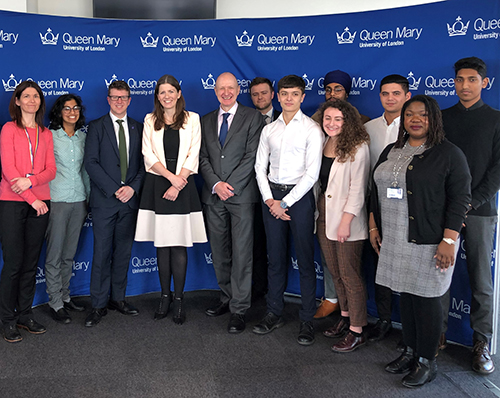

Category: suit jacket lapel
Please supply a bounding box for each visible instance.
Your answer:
[127,119,138,158]
[209,110,221,150]
[224,106,244,147]
[104,115,120,159]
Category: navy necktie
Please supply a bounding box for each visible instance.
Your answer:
[219,112,230,147]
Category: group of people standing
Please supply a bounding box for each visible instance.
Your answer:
[0,55,497,389]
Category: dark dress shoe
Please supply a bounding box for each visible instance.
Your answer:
[402,357,437,388]
[323,316,349,338]
[154,293,172,320]
[368,319,392,342]
[228,313,246,334]
[172,295,186,325]
[51,308,72,324]
[3,325,22,343]
[205,301,229,317]
[297,321,315,346]
[472,340,495,374]
[331,331,366,353]
[253,312,284,335]
[108,300,139,316]
[17,318,46,334]
[85,308,107,327]
[385,346,414,374]
[64,300,85,312]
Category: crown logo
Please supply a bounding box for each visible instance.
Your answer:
[447,16,469,37]
[336,27,356,44]
[104,74,118,88]
[302,74,314,91]
[235,30,254,47]
[201,73,216,90]
[204,252,213,264]
[407,72,421,90]
[39,28,59,45]
[2,74,21,92]
[140,32,159,48]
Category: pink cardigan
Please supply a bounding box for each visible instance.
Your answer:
[0,121,57,204]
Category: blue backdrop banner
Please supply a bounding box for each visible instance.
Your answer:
[0,0,498,347]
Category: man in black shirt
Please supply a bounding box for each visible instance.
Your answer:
[442,56,500,375]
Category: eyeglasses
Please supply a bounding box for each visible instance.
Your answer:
[108,95,130,101]
[62,106,82,113]
[325,86,346,94]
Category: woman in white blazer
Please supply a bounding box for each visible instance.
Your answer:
[316,99,370,353]
[135,74,207,324]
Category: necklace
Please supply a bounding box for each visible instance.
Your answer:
[391,141,425,187]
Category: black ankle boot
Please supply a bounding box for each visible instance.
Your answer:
[402,357,437,388]
[154,293,171,320]
[385,346,414,374]
[172,294,185,325]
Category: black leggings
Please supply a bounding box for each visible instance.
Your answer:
[400,292,443,360]
[157,247,187,298]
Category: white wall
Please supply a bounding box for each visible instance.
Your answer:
[1,0,444,19]
[0,0,26,12]
[0,0,92,17]
[216,0,444,18]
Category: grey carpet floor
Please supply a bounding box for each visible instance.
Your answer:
[0,290,499,398]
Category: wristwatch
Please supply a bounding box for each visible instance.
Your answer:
[442,237,456,245]
[280,200,288,209]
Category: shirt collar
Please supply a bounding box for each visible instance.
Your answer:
[456,98,484,111]
[109,112,128,124]
[264,108,274,119]
[382,114,400,127]
[278,109,303,124]
[53,127,82,138]
[218,102,238,117]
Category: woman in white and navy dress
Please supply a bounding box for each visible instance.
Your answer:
[135,75,207,324]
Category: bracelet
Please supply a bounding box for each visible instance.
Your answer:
[369,227,378,233]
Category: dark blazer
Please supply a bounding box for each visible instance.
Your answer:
[199,103,265,205]
[84,114,145,209]
[370,139,471,244]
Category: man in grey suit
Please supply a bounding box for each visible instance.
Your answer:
[200,72,265,334]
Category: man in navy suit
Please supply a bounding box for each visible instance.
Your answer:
[200,72,265,333]
[84,80,145,327]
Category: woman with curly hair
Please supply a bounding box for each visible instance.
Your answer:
[316,99,371,353]
[45,94,90,324]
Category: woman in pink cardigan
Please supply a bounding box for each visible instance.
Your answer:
[0,81,56,343]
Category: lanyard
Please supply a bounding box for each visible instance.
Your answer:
[24,125,39,173]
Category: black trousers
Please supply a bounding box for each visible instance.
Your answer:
[263,189,316,322]
[90,204,138,308]
[400,292,442,360]
[0,201,50,326]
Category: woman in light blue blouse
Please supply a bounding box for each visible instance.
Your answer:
[45,94,90,324]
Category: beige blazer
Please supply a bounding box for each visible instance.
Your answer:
[323,141,370,241]
[142,111,201,175]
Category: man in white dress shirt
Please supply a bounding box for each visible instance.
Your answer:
[365,74,410,342]
[253,75,324,345]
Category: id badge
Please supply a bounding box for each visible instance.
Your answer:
[387,187,403,199]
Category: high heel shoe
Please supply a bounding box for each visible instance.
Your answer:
[172,294,185,325]
[153,293,171,320]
